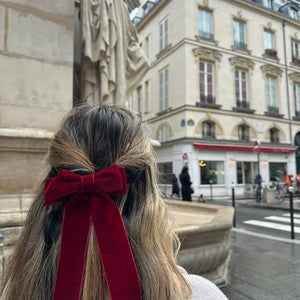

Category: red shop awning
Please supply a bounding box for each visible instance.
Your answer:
[194,143,297,153]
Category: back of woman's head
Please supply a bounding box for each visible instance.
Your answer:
[1,105,191,300]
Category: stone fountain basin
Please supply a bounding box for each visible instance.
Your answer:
[166,200,234,287]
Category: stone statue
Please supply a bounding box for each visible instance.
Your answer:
[81,0,149,105]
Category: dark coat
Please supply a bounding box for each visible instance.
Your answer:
[179,172,192,201]
[171,176,179,195]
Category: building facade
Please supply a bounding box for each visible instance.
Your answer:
[132,0,300,197]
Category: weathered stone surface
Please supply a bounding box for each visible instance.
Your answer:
[7,8,73,63]
[0,212,25,228]
[4,0,74,16]
[167,200,233,287]
[0,54,73,130]
[0,151,46,194]
[1,227,22,247]
[0,6,5,51]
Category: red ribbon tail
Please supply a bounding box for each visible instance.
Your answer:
[52,195,92,300]
[91,193,141,300]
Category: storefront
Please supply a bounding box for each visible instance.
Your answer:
[157,142,297,198]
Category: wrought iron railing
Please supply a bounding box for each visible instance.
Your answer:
[198,31,214,40]
[234,41,247,49]
[200,95,216,104]
[236,100,249,109]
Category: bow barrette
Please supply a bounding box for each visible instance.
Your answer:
[44,164,141,300]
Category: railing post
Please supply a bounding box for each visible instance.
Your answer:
[232,182,236,227]
[289,186,295,240]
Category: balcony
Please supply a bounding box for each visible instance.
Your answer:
[292,56,300,67]
[233,101,255,114]
[198,31,214,40]
[264,106,284,118]
[196,95,222,109]
[264,49,278,60]
[234,41,247,50]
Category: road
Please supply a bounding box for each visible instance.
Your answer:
[210,200,300,240]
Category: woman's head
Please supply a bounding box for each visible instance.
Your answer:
[182,165,189,173]
[1,105,190,300]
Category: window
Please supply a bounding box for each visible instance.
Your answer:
[200,161,225,185]
[158,125,169,142]
[270,128,279,143]
[266,75,277,107]
[159,67,168,111]
[137,86,142,113]
[237,162,258,184]
[199,61,214,103]
[269,162,287,181]
[289,8,299,21]
[294,83,300,115]
[145,36,150,58]
[159,18,169,51]
[233,20,246,49]
[238,125,249,141]
[202,121,215,138]
[145,80,150,113]
[198,8,213,39]
[235,69,248,103]
[264,31,274,50]
[262,0,272,9]
[157,162,173,184]
[292,40,300,60]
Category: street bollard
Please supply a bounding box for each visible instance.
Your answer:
[288,186,295,240]
[231,182,236,227]
[209,180,213,201]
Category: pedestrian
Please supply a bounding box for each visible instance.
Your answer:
[171,173,180,198]
[0,105,227,300]
[180,165,193,201]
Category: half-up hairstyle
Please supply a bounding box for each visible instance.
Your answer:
[0,105,191,299]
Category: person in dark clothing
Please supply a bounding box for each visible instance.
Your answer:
[179,166,193,201]
[171,174,180,198]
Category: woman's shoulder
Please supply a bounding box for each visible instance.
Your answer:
[178,266,229,300]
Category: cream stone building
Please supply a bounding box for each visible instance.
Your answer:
[131,0,300,197]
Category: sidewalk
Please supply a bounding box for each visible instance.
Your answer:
[200,196,300,212]
[221,230,300,300]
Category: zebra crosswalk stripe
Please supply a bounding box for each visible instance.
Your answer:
[264,216,300,224]
[243,220,300,233]
[282,213,300,218]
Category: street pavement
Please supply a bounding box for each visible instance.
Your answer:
[221,230,300,300]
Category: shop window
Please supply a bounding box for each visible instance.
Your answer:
[269,162,287,181]
[202,121,215,138]
[200,161,225,185]
[237,162,258,184]
[158,162,173,184]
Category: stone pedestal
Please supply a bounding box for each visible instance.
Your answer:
[167,200,234,287]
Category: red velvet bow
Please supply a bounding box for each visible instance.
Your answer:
[44,164,141,300]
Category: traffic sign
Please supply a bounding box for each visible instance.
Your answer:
[253,140,260,153]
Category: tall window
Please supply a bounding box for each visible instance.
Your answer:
[235,69,248,103]
[266,75,277,107]
[289,8,300,21]
[270,128,279,143]
[202,121,215,138]
[238,125,249,141]
[159,67,168,111]
[294,83,300,115]
[137,86,142,113]
[264,31,274,49]
[233,20,246,49]
[145,36,150,58]
[198,8,213,39]
[292,40,300,60]
[262,0,272,9]
[199,61,214,103]
[145,80,150,113]
[158,125,169,142]
[159,18,169,51]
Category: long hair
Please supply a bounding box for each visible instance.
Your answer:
[1,105,191,299]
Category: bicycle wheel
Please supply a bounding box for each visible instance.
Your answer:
[277,187,285,204]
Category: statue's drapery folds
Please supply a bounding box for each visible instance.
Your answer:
[81,0,149,105]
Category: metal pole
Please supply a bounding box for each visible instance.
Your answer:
[257,151,260,177]
[232,183,236,227]
[282,20,292,145]
[289,186,295,239]
[210,180,213,201]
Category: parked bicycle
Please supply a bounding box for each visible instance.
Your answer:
[269,176,286,204]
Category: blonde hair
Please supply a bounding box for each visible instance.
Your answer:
[1,105,191,299]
